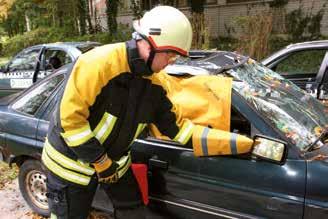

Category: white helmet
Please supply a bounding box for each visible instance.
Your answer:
[133,6,192,57]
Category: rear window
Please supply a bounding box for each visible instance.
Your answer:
[12,74,64,115]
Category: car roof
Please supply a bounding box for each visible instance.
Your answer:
[23,41,101,51]
[43,50,243,80]
[285,40,328,49]
[262,40,328,65]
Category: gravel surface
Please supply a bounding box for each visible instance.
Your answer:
[0,161,112,219]
[0,179,35,219]
[0,179,112,219]
[0,162,165,219]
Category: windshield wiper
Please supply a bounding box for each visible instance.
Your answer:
[306,129,328,152]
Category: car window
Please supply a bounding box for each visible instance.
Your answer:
[42,86,64,120]
[230,107,251,135]
[146,106,252,149]
[275,50,326,76]
[12,74,64,115]
[44,49,72,70]
[8,48,41,71]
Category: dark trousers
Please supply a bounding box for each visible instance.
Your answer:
[46,168,145,219]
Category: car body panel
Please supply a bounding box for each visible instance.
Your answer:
[0,108,38,157]
[132,139,306,219]
[131,91,307,219]
[304,161,328,217]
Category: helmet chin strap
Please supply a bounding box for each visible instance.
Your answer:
[126,38,154,77]
[132,32,156,76]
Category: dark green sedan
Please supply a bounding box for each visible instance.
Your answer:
[0,51,327,219]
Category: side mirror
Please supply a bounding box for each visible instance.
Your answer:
[251,135,287,164]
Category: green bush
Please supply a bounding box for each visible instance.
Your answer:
[268,35,291,54]
[1,24,133,57]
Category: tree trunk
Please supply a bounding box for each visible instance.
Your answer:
[25,14,31,32]
[86,0,94,33]
[190,0,207,49]
[78,0,87,35]
[106,0,119,34]
[191,12,206,49]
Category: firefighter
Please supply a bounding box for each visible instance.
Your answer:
[42,5,254,219]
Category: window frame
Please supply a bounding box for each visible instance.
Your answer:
[143,101,253,151]
[10,73,65,118]
[39,83,65,121]
[271,49,327,78]
[7,47,42,72]
[41,48,73,71]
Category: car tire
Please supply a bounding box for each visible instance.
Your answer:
[18,159,50,217]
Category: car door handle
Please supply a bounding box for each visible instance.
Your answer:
[148,156,168,170]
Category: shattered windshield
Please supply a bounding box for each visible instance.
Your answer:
[228,60,328,150]
[170,53,328,150]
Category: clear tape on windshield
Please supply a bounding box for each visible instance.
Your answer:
[229,59,328,150]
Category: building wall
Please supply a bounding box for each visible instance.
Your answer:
[285,0,328,36]
[94,0,328,38]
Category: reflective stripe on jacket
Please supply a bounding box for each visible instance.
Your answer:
[42,140,132,186]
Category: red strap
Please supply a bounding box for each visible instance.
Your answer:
[131,163,149,205]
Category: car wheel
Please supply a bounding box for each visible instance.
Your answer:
[18,159,49,217]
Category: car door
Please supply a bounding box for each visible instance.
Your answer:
[7,73,65,156]
[34,74,66,149]
[269,49,327,92]
[2,108,39,159]
[132,103,306,219]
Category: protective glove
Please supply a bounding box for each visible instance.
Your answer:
[93,154,119,183]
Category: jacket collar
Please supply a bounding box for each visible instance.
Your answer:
[126,39,153,77]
